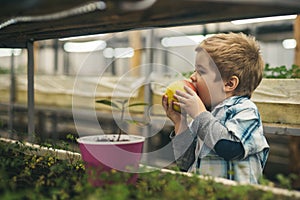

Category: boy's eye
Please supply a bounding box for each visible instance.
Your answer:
[199,69,206,74]
[196,68,206,75]
[195,65,206,75]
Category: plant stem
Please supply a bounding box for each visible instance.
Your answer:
[117,128,122,141]
[117,101,126,141]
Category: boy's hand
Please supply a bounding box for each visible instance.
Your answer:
[174,85,206,119]
[162,94,188,134]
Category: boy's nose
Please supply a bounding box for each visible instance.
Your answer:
[190,72,196,82]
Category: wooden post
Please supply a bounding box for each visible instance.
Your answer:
[141,29,154,164]
[129,31,142,77]
[294,16,300,66]
[127,30,143,139]
[291,15,300,189]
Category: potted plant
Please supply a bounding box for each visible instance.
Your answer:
[77,99,148,186]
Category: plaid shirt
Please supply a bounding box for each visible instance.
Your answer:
[171,96,269,184]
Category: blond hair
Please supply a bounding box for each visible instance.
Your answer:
[197,32,264,98]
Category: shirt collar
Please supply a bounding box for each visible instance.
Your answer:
[212,96,249,111]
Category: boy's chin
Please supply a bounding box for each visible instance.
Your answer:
[205,105,211,112]
[203,101,213,111]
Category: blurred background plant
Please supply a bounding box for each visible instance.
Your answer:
[263,64,300,78]
[181,64,300,80]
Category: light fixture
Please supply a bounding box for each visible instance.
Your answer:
[114,48,134,58]
[0,48,22,57]
[231,15,297,25]
[161,35,208,47]
[59,33,108,41]
[103,48,114,58]
[103,47,134,58]
[63,40,106,53]
[282,39,297,49]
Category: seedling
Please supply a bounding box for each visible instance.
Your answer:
[95,99,148,141]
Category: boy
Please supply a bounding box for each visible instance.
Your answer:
[162,32,269,184]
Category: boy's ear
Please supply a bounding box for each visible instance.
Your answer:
[224,76,239,92]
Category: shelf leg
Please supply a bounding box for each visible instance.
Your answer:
[27,40,35,142]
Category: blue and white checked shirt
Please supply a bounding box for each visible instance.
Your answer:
[171,96,270,184]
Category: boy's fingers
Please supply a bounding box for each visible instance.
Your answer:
[175,90,189,99]
[162,95,168,109]
[184,85,196,95]
[173,101,181,107]
[171,100,179,112]
[162,95,172,114]
[174,94,184,104]
[161,94,166,103]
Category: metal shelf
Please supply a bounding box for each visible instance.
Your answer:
[1,0,300,47]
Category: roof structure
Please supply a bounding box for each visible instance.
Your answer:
[0,0,300,47]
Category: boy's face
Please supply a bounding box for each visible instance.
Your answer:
[190,49,226,109]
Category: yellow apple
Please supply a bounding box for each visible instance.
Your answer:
[164,80,197,112]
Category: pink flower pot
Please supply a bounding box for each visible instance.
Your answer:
[77,134,145,186]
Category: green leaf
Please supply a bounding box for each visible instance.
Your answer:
[127,102,148,108]
[125,119,150,126]
[95,99,120,110]
[116,99,128,105]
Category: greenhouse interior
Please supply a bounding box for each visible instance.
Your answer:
[0,0,300,199]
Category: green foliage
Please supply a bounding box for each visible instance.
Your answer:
[0,140,86,200]
[96,99,121,110]
[263,64,300,78]
[0,140,299,200]
[276,173,299,190]
[182,64,300,79]
[0,65,26,74]
[181,71,194,79]
[96,99,148,111]
[0,67,10,74]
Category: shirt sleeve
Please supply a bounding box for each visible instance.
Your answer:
[214,139,244,161]
[170,129,197,171]
[190,111,240,150]
[224,107,269,158]
[170,111,245,165]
